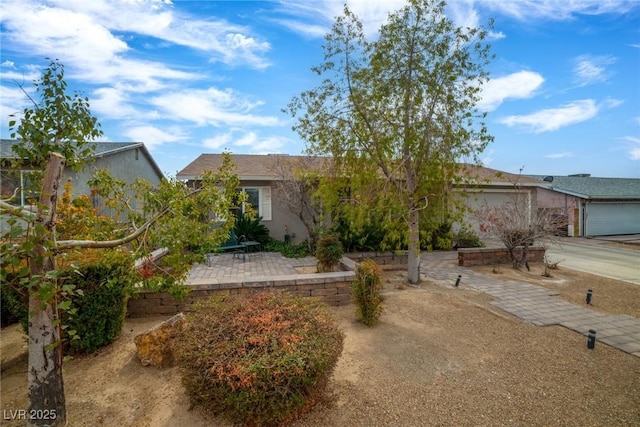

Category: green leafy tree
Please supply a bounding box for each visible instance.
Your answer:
[0,60,238,426]
[287,0,493,284]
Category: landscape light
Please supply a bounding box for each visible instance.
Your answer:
[587,329,597,349]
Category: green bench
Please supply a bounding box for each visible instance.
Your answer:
[207,230,247,265]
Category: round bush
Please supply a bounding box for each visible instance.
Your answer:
[175,290,344,426]
[315,234,343,272]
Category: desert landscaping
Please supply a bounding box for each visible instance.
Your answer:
[2,262,639,427]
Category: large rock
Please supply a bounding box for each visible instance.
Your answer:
[134,313,184,368]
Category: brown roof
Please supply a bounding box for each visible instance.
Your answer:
[177,154,330,180]
[458,163,544,186]
[178,154,545,187]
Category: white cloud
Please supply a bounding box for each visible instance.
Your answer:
[602,98,623,108]
[50,0,272,68]
[276,0,406,38]
[150,88,280,127]
[622,136,640,160]
[232,131,286,152]
[573,55,616,86]
[0,0,271,94]
[123,125,186,150]
[545,152,573,159]
[203,133,233,150]
[91,87,142,120]
[477,71,545,111]
[498,99,598,132]
[476,0,639,21]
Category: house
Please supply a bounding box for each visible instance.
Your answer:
[1,140,164,214]
[456,164,547,232]
[178,153,330,242]
[531,174,640,237]
[177,153,547,242]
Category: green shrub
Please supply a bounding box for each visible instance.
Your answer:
[0,277,28,329]
[234,214,270,244]
[351,259,384,326]
[263,239,310,258]
[420,222,453,251]
[0,260,134,354]
[176,290,344,426]
[454,227,484,249]
[315,234,344,272]
[64,261,135,354]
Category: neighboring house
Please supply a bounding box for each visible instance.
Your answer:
[457,164,546,233]
[531,174,640,237]
[177,153,546,242]
[1,140,164,215]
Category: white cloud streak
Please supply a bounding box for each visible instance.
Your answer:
[545,152,573,159]
[149,88,280,127]
[123,125,186,150]
[573,55,616,86]
[622,136,640,160]
[475,0,639,21]
[477,71,545,112]
[498,99,598,132]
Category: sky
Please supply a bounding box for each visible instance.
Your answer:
[1,0,639,178]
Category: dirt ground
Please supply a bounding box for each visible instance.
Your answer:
[2,266,639,427]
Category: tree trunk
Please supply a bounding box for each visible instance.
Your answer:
[407,208,421,285]
[28,153,67,427]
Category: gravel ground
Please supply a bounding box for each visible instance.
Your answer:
[2,268,639,427]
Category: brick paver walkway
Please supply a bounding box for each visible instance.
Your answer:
[420,251,640,358]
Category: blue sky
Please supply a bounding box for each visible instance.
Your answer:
[1,0,639,178]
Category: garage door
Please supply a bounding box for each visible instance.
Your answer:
[585,202,640,236]
[463,190,526,232]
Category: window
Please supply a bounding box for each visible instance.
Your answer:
[0,169,39,207]
[237,186,271,220]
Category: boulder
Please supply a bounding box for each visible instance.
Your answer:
[134,313,184,368]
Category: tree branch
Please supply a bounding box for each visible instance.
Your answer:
[0,199,36,219]
[55,187,204,251]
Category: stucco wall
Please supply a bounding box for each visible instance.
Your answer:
[456,187,538,232]
[535,187,581,236]
[239,179,311,243]
[64,148,162,197]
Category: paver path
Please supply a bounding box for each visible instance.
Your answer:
[420,251,640,358]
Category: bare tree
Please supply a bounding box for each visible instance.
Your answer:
[474,182,567,270]
[269,155,325,251]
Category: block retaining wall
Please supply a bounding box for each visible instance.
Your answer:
[127,261,356,318]
[457,246,546,267]
[346,251,408,269]
[127,253,410,318]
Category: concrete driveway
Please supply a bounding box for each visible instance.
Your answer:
[546,238,640,285]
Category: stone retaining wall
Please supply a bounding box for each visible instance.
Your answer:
[127,253,410,318]
[347,251,408,269]
[127,268,355,318]
[457,246,546,267]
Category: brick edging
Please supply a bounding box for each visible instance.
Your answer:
[457,246,546,266]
